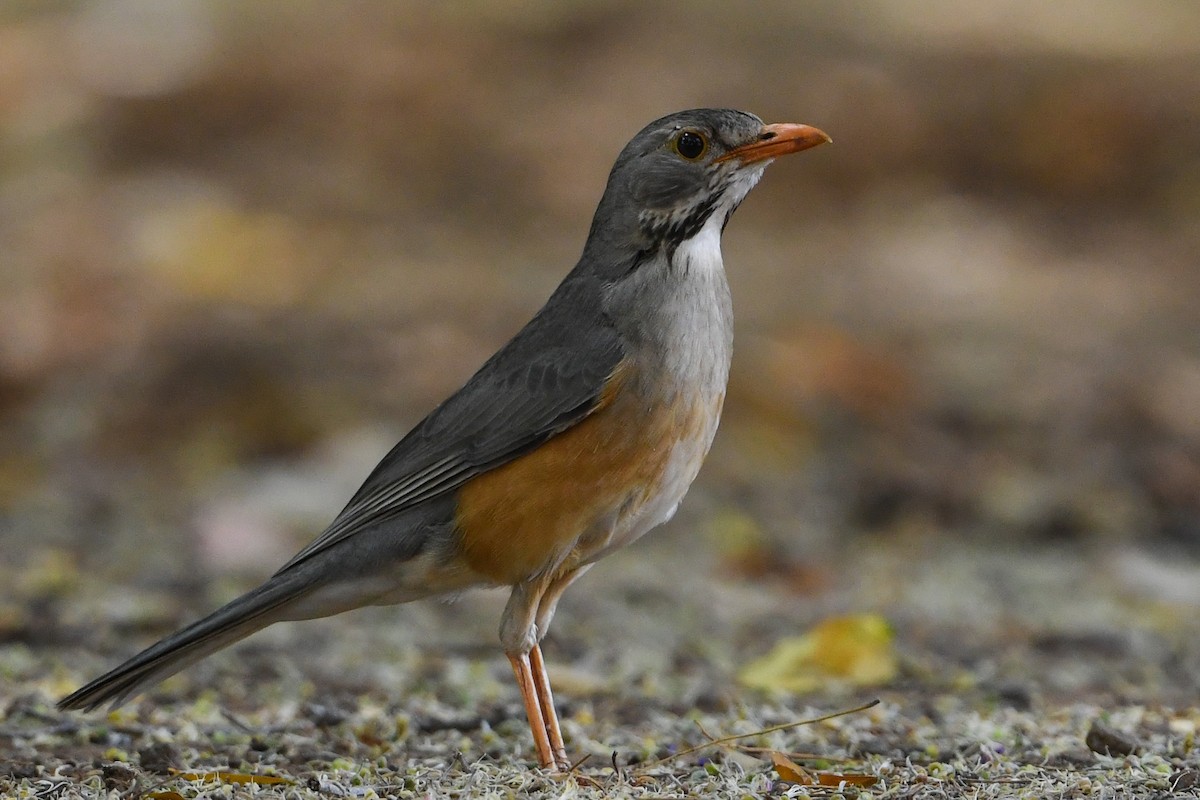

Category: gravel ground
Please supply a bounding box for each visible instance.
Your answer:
[5,524,1200,798]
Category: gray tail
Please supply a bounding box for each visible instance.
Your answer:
[58,569,313,712]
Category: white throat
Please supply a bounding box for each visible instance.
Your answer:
[674,163,765,275]
[674,211,724,278]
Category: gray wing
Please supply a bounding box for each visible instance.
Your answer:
[278,275,625,572]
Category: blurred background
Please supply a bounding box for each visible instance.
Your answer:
[2,1,1199,706]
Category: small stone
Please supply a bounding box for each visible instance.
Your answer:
[1085,721,1138,756]
[303,701,351,727]
[5,763,38,780]
[991,681,1033,710]
[1171,770,1200,792]
[101,762,137,791]
[1045,747,1094,767]
[137,741,178,773]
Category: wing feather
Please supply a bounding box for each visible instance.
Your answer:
[278,275,624,572]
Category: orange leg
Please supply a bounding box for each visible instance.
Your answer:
[529,642,569,769]
[507,652,555,768]
[501,567,588,769]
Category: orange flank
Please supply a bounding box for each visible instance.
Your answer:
[455,362,716,584]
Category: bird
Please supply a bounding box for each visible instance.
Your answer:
[58,108,830,769]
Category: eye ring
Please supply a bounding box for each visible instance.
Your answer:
[672,129,708,161]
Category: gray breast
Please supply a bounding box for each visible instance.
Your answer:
[589,213,734,556]
[613,212,733,398]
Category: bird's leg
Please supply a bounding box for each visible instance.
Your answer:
[507,651,555,768]
[501,580,562,768]
[529,564,591,770]
[528,642,568,769]
[503,568,590,770]
[533,564,591,639]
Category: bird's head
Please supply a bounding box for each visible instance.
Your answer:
[583,108,830,269]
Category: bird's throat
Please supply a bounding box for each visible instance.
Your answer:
[672,210,726,277]
[640,164,766,263]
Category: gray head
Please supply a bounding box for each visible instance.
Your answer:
[581,108,830,271]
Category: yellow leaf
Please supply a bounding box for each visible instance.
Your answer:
[738,614,896,693]
[141,201,308,307]
[169,770,290,785]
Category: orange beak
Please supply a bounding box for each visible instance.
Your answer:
[717,123,831,164]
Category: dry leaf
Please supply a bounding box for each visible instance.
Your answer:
[771,751,815,784]
[738,614,896,692]
[815,771,879,787]
[771,751,877,788]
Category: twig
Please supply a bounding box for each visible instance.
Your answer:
[636,698,880,770]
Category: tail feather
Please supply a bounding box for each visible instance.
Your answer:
[58,570,314,711]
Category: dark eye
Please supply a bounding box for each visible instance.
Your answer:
[673,130,708,160]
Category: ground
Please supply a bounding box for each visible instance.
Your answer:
[6,526,1200,797]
